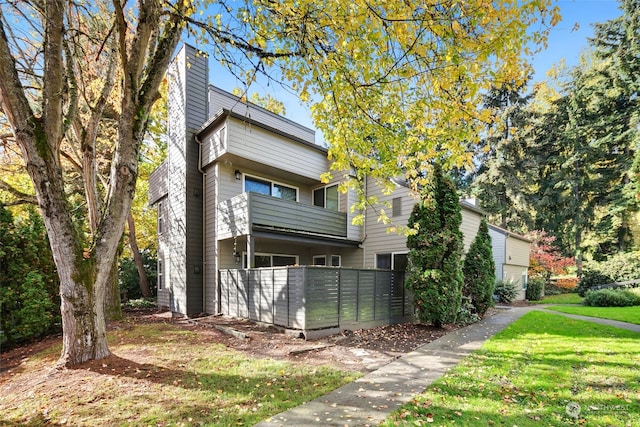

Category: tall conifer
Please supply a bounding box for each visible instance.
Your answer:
[406,164,463,327]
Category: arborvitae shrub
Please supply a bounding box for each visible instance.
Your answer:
[406,163,463,327]
[462,218,496,316]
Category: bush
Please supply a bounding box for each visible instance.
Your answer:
[494,279,519,304]
[555,277,578,290]
[462,218,496,316]
[579,251,640,296]
[577,270,613,296]
[0,205,60,348]
[525,278,545,301]
[455,297,481,326]
[584,288,640,307]
[406,163,463,327]
[123,298,157,309]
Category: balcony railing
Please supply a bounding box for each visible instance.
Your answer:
[217,192,347,239]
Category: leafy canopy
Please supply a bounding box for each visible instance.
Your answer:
[212,0,559,201]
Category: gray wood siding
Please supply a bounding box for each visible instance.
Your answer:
[223,117,328,181]
[204,166,219,314]
[217,193,250,239]
[200,121,228,167]
[148,161,168,205]
[208,86,316,144]
[165,45,207,315]
[250,193,347,237]
[362,181,415,268]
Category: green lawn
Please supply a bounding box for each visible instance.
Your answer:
[534,293,584,304]
[0,322,360,426]
[382,311,640,427]
[546,305,640,325]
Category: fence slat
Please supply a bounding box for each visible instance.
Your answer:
[217,266,414,333]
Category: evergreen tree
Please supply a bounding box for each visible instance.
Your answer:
[0,205,59,347]
[471,80,533,232]
[588,0,640,253]
[406,163,464,327]
[462,218,496,316]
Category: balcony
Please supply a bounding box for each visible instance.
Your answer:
[217,192,347,240]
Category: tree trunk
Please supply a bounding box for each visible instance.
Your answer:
[127,212,151,298]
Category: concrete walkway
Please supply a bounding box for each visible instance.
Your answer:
[254,307,535,427]
[254,306,640,427]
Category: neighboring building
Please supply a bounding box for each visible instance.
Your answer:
[149,45,529,328]
[488,224,532,300]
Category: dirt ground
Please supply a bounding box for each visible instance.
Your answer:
[188,313,459,372]
[1,308,462,377]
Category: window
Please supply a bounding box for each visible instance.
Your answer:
[313,255,326,266]
[313,255,340,266]
[157,202,165,234]
[393,253,408,272]
[157,259,163,290]
[392,197,402,217]
[376,253,392,269]
[213,126,226,148]
[313,184,339,211]
[245,252,299,268]
[376,252,407,271]
[244,175,297,201]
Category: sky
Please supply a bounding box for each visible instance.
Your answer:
[199,0,627,141]
[533,0,624,81]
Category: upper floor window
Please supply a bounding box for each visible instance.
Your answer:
[158,201,165,234]
[313,184,339,211]
[392,197,402,217]
[244,175,297,201]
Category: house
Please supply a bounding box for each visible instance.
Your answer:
[148,45,528,334]
[488,224,532,300]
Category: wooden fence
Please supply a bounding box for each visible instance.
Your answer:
[218,266,414,338]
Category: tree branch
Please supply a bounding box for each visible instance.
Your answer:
[0,179,37,205]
